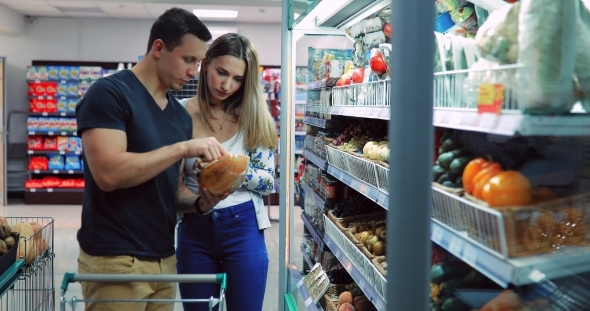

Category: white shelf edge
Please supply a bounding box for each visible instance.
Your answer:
[301,213,326,251]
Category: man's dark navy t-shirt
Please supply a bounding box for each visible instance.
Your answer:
[75,70,192,259]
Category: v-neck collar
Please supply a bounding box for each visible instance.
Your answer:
[127,70,171,112]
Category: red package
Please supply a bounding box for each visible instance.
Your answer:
[43,137,57,150]
[24,179,44,189]
[41,177,62,188]
[75,179,85,188]
[45,99,57,113]
[31,99,46,113]
[59,179,76,188]
[28,136,43,150]
[33,83,47,97]
[28,157,48,170]
[45,82,57,97]
[27,83,35,97]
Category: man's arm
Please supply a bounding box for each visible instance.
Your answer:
[82,129,225,192]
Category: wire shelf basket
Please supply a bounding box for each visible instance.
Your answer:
[332,80,391,107]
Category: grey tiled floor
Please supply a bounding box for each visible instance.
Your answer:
[0,203,303,311]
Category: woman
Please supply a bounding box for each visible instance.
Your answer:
[176,33,277,311]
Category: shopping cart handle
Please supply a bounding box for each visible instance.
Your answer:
[61,273,227,291]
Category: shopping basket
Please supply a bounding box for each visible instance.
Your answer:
[59,272,227,311]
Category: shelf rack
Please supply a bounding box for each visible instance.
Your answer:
[287,263,324,311]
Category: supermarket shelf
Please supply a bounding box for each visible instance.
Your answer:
[0,260,24,298]
[324,233,387,311]
[296,100,307,105]
[27,150,82,155]
[326,165,388,210]
[308,80,327,89]
[296,150,304,155]
[28,95,78,100]
[300,244,315,269]
[301,181,326,213]
[303,117,327,128]
[329,106,390,120]
[433,109,590,137]
[29,112,75,117]
[301,213,326,251]
[287,263,323,311]
[295,131,307,136]
[303,150,327,170]
[29,169,83,174]
[28,131,77,136]
[431,220,590,287]
[26,188,83,193]
[24,188,84,204]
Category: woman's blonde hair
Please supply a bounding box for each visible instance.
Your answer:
[197,33,278,150]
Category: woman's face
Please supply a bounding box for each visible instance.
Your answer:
[205,55,246,104]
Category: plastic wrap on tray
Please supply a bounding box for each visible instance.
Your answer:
[475,3,520,64]
[518,0,578,114]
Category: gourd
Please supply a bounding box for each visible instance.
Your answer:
[11,222,36,264]
[197,154,250,196]
[482,170,531,207]
[29,222,43,243]
[378,145,389,162]
[471,163,503,199]
[362,141,377,157]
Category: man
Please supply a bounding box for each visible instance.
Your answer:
[75,8,223,311]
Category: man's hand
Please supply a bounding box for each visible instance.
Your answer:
[182,137,227,164]
[197,188,230,213]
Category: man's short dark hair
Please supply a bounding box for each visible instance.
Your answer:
[147,8,212,53]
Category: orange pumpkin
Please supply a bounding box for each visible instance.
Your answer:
[472,163,503,199]
[197,154,249,196]
[481,170,531,207]
[462,158,488,194]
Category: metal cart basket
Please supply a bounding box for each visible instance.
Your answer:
[60,272,227,311]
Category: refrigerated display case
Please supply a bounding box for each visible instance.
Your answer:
[279,0,590,310]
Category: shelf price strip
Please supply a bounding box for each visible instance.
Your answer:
[287,264,321,311]
[430,221,513,288]
[329,106,390,120]
[303,150,327,170]
[301,181,326,213]
[300,244,315,268]
[327,165,388,209]
[324,234,387,311]
[301,213,326,251]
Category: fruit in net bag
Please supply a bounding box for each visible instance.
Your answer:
[197,154,249,196]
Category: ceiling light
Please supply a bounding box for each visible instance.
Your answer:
[193,9,238,18]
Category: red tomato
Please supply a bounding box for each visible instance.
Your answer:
[370,51,387,75]
[384,23,391,37]
[336,74,352,86]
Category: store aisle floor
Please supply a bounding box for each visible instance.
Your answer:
[0,203,303,311]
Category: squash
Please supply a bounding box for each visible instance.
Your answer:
[11,222,36,264]
[197,154,250,196]
[368,145,381,160]
[481,171,531,207]
[29,222,43,243]
[378,146,389,162]
[363,141,377,157]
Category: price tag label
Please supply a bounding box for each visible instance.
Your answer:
[449,113,463,125]
[75,151,81,155]
[47,188,54,192]
[334,248,341,258]
[59,151,65,155]
[30,188,36,193]
[34,170,40,173]
[68,170,74,174]
[463,245,478,266]
[60,112,66,116]
[52,170,59,174]
[48,131,54,135]
[28,131,34,135]
[431,226,443,244]
[297,279,304,288]
[47,96,53,100]
[357,279,366,290]
[434,112,444,124]
[304,297,313,307]
[28,150,33,154]
[42,112,48,116]
[449,237,463,255]
[479,113,498,130]
[61,132,67,136]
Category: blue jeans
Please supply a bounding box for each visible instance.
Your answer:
[176,200,269,311]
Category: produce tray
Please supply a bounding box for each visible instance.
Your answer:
[432,187,590,259]
[6,217,54,269]
[324,214,387,302]
[432,181,464,196]
[372,256,387,277]
[0,233,19,276]
[331,80,391,107]
[326,146,385,191]
[321,294,339,311]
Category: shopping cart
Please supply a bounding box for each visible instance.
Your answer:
[59,272,227,311]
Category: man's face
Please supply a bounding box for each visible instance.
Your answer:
[156,34,208,91]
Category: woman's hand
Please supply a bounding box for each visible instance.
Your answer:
[197,187,230,213]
